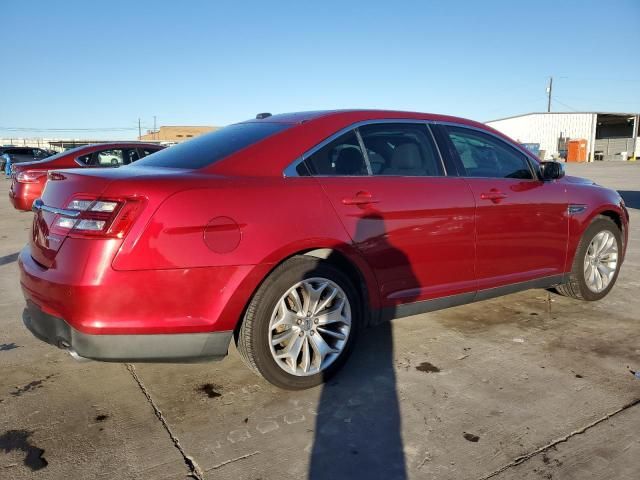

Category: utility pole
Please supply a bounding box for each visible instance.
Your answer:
[153,116,157,140]
[138,118,141,140]
[546,76,553,112]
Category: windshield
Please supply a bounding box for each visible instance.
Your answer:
[133,122,291,169]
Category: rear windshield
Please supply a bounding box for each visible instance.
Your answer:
[133,122,291,169]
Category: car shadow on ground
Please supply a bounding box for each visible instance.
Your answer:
[618,191,640,210]
[308,211,418,480]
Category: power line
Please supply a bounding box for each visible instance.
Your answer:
[0,126,141,132]
[551,96,580,112]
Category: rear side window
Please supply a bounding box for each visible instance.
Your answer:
[134,122,290,169]
[445,126,533,180]
[138,147,160,158]
[303,131,368,176]
[97,149,124,166]
[359,123,443,176]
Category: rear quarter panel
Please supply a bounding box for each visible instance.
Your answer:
[111,175,382,310]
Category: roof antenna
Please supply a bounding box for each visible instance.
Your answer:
[256,112,272,119]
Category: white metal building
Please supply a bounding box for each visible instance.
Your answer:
[486,112,639,161]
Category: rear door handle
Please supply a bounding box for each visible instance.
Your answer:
[342,191,379,206]
[480,190,507,203]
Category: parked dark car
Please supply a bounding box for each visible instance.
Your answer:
[9,142,165,211]
[1,146,53,171]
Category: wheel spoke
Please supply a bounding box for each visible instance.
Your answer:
[317,326,346,341]
[271,328,297,346]
[597,264,613,286]
[308,331,338,366]
[287,288,303,313]
[315,285,338,315]
[594,268,603,291]
[276,333,304,370]
[316,298,347,326]
[271,299,299,330]
[302,281,328,316]
[588,264,597,286]
[301,338,311,373]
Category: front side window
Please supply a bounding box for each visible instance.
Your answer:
[304,131,368,176]
[445,126,533,180]
[359,123,443,176]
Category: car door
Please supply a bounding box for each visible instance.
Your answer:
[302,123,476,309]
[439,124,568,290]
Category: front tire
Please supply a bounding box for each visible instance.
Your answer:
[236,256,361,390]
[556,215,622,301]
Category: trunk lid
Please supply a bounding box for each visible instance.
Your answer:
[30,166,193,268]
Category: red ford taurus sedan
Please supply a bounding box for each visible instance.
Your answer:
[9,142,164,211]
[19,110,628,389]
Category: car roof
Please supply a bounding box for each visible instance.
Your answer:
[78,142,163,148]
[213,109,496,177]
[244,109,487,128]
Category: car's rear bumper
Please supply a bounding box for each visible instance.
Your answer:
[18,244,264,335]
[9,181,39,211]
[23,300,233,362]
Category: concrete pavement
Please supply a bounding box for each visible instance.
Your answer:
[1,162,638,479]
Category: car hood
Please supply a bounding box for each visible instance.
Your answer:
[563,175,598,186]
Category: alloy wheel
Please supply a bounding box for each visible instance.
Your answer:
[583,230,618,293]
[268,277,351,376]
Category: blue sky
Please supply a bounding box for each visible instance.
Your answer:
[1,0,639,139]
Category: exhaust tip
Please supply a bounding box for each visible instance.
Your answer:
[58,340,92,362]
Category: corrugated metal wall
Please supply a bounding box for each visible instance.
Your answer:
[487,113,595,160]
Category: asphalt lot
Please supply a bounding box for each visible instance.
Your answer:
[0,162,638,480]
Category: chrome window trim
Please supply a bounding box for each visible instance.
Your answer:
[354,128,373,175]
[283,118,449,178]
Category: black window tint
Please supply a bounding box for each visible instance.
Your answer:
[134,122,290,169]
[124,149,140,165]
[359,123,443,177]
[77,152,95,166]
[446,126,533,180]
[138,147,160,158]
[304,131,368,176]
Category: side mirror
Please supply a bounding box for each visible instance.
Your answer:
[540,161,565,181]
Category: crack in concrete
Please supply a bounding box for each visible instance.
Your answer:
[125,364,205,480]
[477,398,640,480]
[206,451,260,471]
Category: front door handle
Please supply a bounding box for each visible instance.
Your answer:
[342,191,379,206]
[480,190,507,203]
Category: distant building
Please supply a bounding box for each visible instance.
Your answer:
[138,126,217,143]
[486,112,639,162]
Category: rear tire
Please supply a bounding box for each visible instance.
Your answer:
[236,256,361,390]
[556,215,622,301]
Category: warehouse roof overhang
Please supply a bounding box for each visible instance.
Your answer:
[487,112,639,123]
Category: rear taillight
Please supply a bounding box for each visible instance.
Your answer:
[51,196,145,238]
[16,170,47,183]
